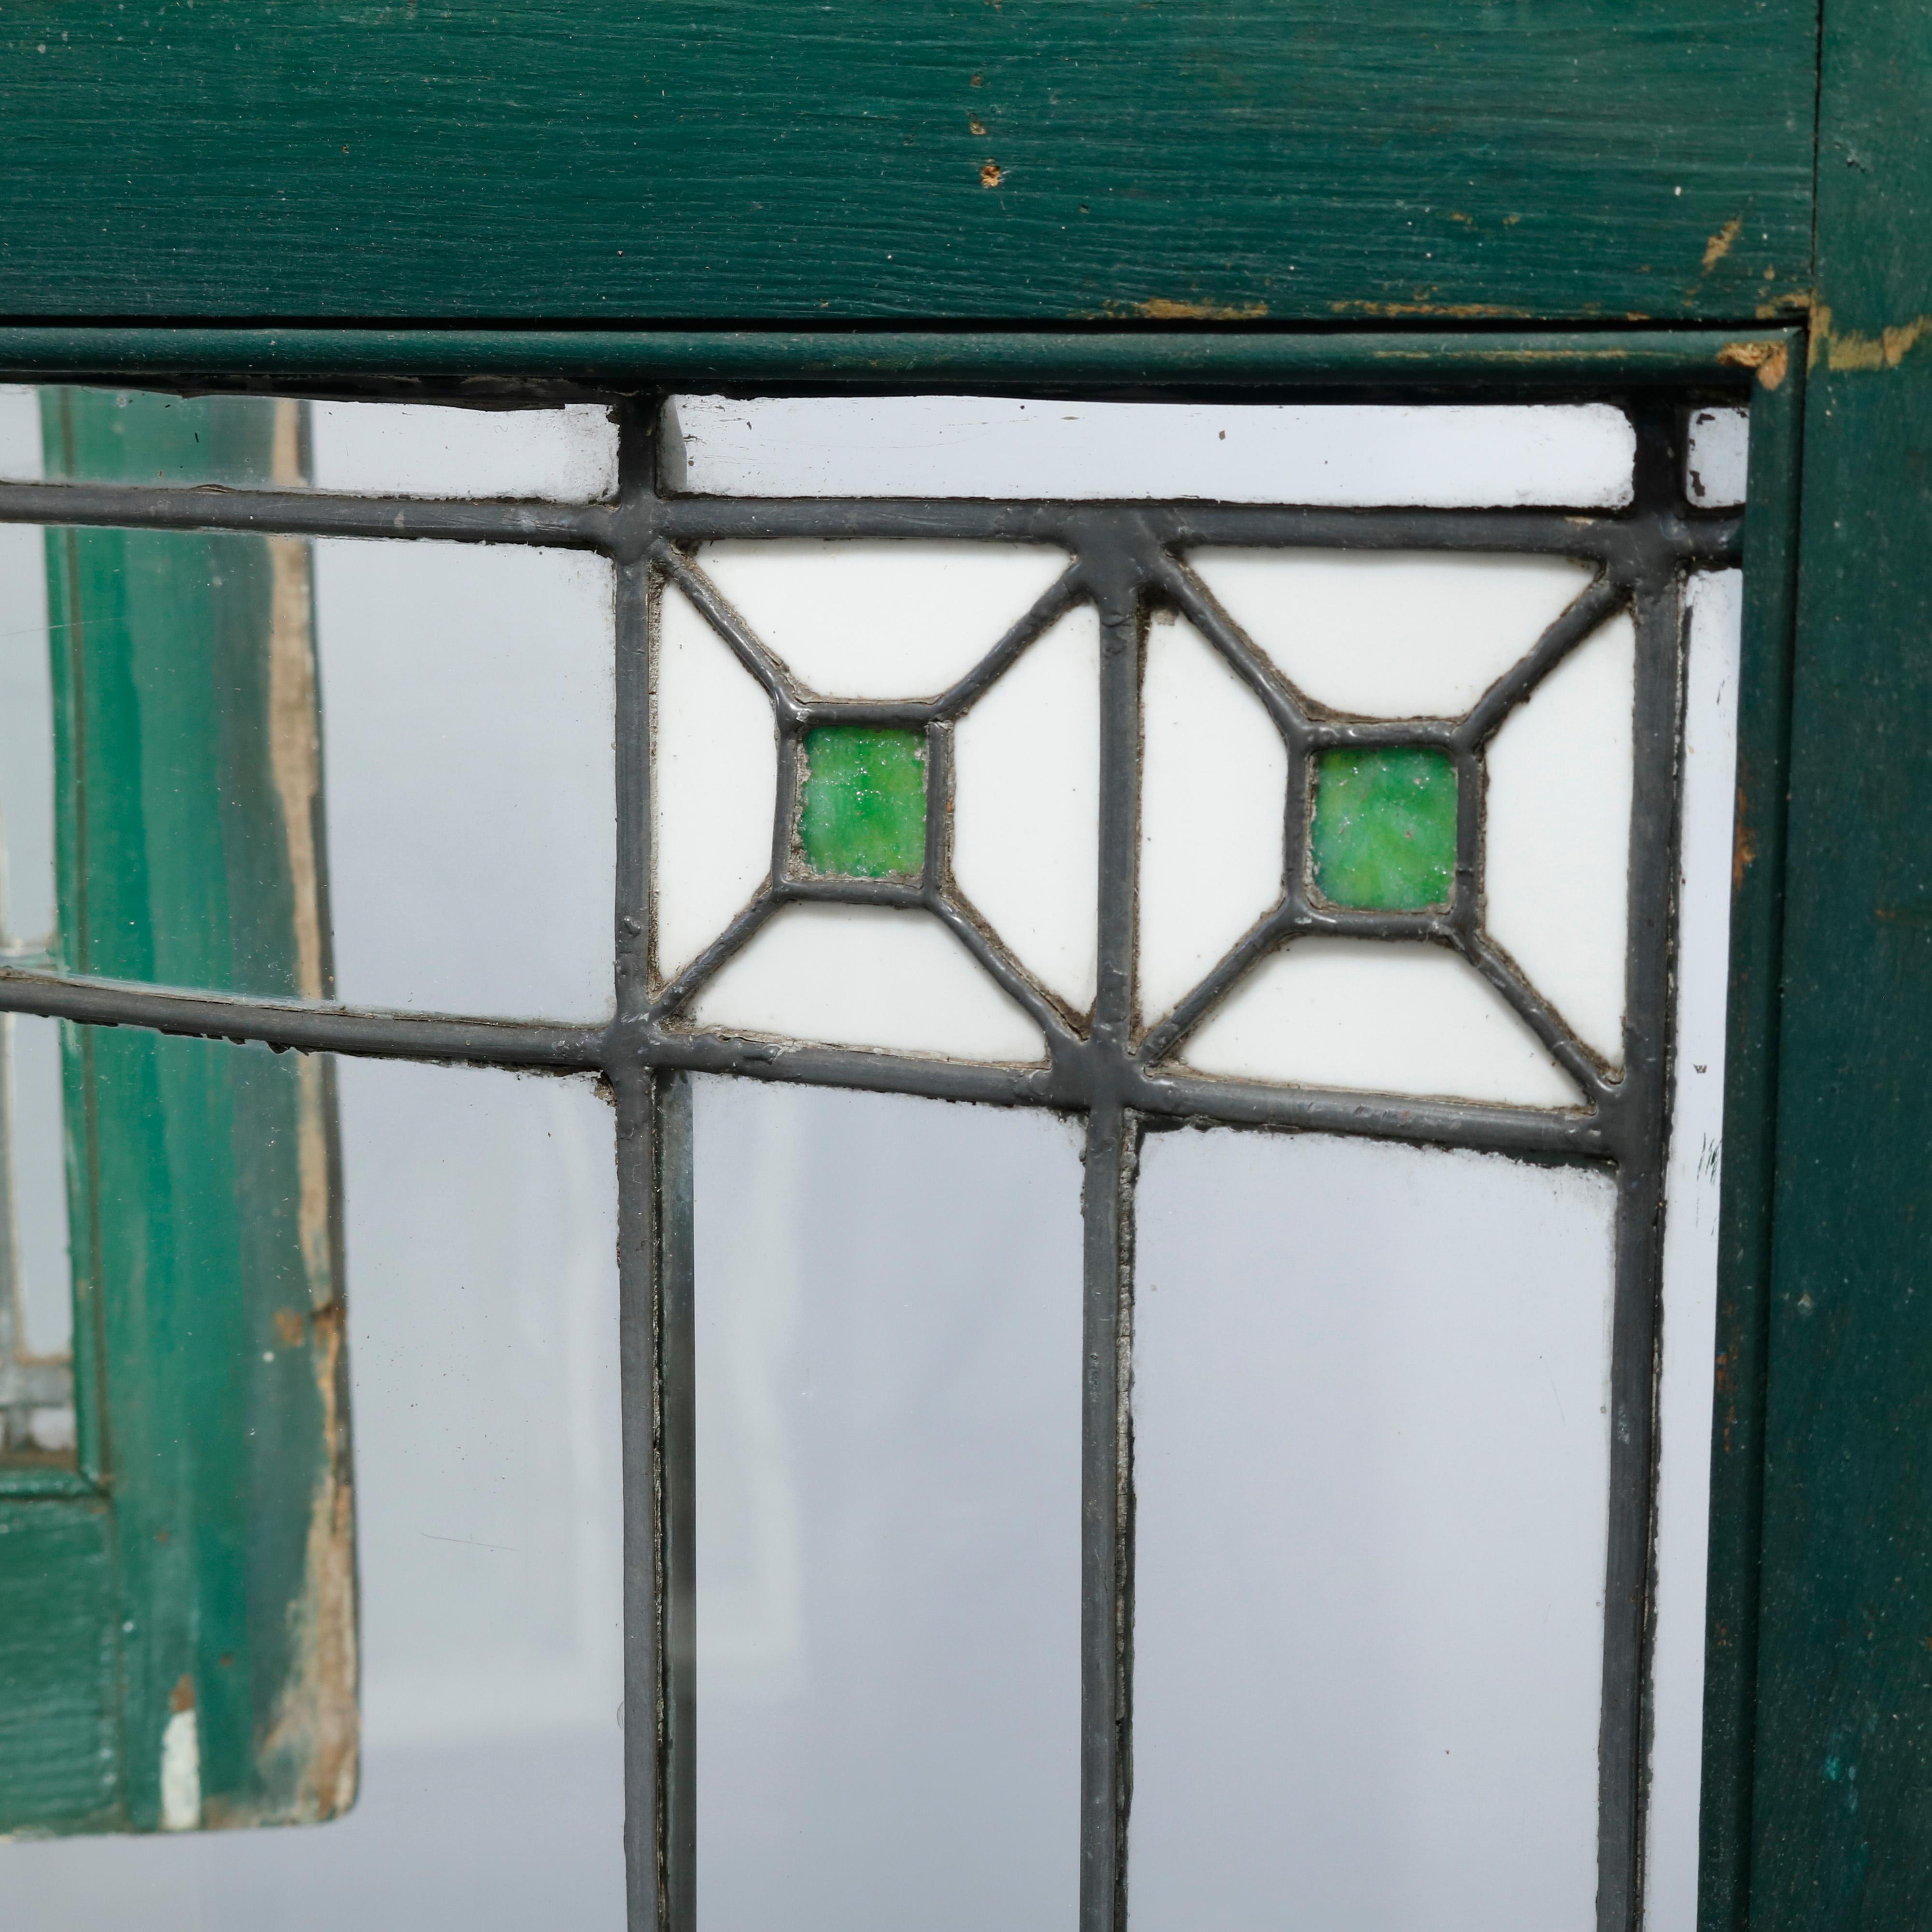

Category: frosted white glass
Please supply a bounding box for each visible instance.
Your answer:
[952,605,1101,1011]
[688,540,1067,700]
[1,1061,626,1928]
[1133,1129,1615,1932]
[1483,614,1637,1065]
[1183,938,1581,1108]
[1686,407,1750,508]
[7,1014,71,1359]
[1138,612,1286,1027]
[0,518,57,947]
[1187,549,1597,719]
[307,401,619,502]
[690,905,1043,1063]
[1646,571,1743,1932]
[671,395,1637,509]
[314,541,615,1019]
[0,388,42,479]
[654,581,777,982]
[694,1078,1082,1932]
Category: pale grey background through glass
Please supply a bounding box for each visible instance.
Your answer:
[693,1077,1084,1932]
[3,1063,627,1930]
[1130,1127,1617,1932]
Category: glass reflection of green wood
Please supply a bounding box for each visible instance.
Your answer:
[0,389,355,1838]
[1311,747,1457,910]
[800,726,927,878]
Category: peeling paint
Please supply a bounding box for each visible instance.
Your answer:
[1809,304,1932,372]
[260,1302,359,1822]
[1717,340,1789,391]
[1136,297,1268,321]
[159,1680,200,1831]
[1329,298,1520,320]
[1702,217,1744,273]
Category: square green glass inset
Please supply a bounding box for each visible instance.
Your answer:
[799,725,928,878]
[1311,746,1457,910]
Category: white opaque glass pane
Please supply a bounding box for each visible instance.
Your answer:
[690,905,1043,1064]
[952,605,1101,1011]
[1183,938,1581,1108]
[1187,549,1598,719]
[1,1060,626,1927]
[1686,408,1750,508]
[310,402,620,501]
[671,396,1636,509]
[688,540,1067,700]
[694,1078,1082,1932]
[1132,1128,1615,1932]
[1483,614,1636,1064]
[1646,570,1743,1932]
[8,1014,71,1359]
[1138,612,1286,1027]
[315,540,615,1019]
[0,387,43,479]
[654,580,776,982]
[0,519,56,947]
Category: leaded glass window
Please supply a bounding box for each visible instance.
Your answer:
[0,379,1758,1932]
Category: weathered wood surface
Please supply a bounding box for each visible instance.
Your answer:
[0,0,1814,323]
[1748,0,1932,1924]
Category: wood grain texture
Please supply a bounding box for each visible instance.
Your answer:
[0,0,1814,324]
[0,1503,120,1832]
[1749,0,1932,1923]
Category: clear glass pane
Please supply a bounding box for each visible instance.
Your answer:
[1686,407,1749,509]
[952,605,1101,1013]
[1137,611,1286,1028]
[693,1077,1081,1932]
[1483,614,1636,1065]
[1182,938,1581,1108]
[315,540,615,1018]
[1131,1127,1615,1930]
[1187,550,1597,719]
[686,540,1068,700]
[670,396,1636,508]
[689,905,1044,1064]
[653,579,776,983]
[0,521,56,950]
[0,1059,627,1925]
[7,1015,71,1359]
[1646,570,1744,1932]
[0,386,619,502]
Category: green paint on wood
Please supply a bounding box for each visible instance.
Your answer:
[1742,4,1932,1924]
[1311,747,1456,909]
[0,2,1814,323]
[0,389,356,1838]
[0,1503,120,1831]
[800,727,928,879]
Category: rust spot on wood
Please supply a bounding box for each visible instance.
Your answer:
[979,159,1003,188]
[273,1308,306,1349]
[1136,297,1268,321]
[968,116,986,135]
[261,1301,359,1821]
[169,1673,196,1716]
[1732,793,1756,892]
[1702,217,1744,273]
[1717,340,1788,390]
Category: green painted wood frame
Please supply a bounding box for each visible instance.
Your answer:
[1,0,1930,1922]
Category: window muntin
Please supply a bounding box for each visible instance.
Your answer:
[0,375,1756,1932]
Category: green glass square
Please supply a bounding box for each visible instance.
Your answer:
[799,725,928,878]
[1311,746,1457,910]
